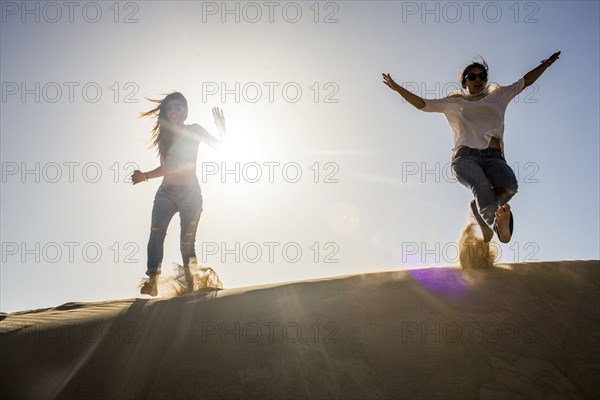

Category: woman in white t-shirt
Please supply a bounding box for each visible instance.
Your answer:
[131,92,226,296]
[382,52,560,243]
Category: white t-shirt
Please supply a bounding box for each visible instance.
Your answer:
[421,78,525,150]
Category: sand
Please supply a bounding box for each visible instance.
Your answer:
[1,260,599,399]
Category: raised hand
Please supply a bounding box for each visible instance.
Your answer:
[212,107,226,134]
[542,51,561,66]
[382,73,401,92]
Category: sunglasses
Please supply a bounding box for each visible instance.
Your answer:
[465,72,488,81]
[164,104,185,112]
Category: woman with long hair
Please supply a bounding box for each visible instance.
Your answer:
[382,52,560,243]
[132,92,226,296]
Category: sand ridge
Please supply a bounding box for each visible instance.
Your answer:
[1,260,599,399]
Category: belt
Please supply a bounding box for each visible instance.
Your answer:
[453,146,504,157]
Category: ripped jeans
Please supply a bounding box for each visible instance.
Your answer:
[451,147,518,228]
[146,184,203,276]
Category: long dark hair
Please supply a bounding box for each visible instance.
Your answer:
[139,92,188,157]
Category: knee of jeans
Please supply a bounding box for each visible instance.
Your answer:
[495,190,517,209]
[499,184,518,201]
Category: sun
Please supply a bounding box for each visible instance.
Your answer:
[219,127,270,163]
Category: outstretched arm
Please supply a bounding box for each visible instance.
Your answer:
[197,107,226,149]
[523,51,560,88]
[382,73,426,109]
[132,166,164,185]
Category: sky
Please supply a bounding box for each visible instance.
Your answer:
[1,0,599,312]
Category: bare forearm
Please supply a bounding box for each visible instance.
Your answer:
[131,166,163,184]
[202,131,224,149]
[395,85,426,109]
[210,127,226,147]
[145,166,164,180]
[524,51,560,88]
[218,126,226,143]
[383,73,426,109]
[523,62,549,87]
[210,107,226,148]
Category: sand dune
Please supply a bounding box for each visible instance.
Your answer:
[1,260,599,399]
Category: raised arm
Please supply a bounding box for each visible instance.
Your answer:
[382,73,426,109]
[523,51,560,88]
[195,107,227,149]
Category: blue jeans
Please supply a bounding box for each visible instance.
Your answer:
[451,147,518,227]
[146,184,203,276]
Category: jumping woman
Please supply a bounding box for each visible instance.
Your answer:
[132,92,226,296]
[383,52,560,243]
